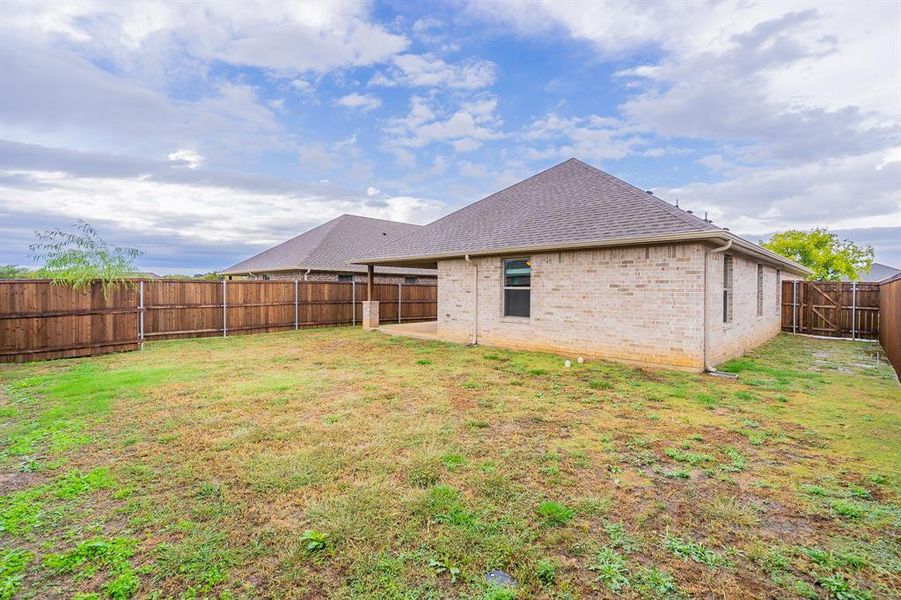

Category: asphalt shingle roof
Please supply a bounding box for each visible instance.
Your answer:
[361,158,721,262]
[220,214,436,276]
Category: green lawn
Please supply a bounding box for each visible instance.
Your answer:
[0,329,898,599]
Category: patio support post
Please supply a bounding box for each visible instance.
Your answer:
[362,265,379,330]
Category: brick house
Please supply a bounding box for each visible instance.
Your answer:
[219,214,436,284]
[355,159,810,372]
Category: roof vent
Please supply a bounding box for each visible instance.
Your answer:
[646,190,654,195]
[686,210,694,214]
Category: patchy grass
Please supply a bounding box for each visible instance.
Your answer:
[0,329,897,598]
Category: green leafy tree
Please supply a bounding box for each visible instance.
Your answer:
[29,220,143,295]
[761,228,874,281]
[0,265,33,279]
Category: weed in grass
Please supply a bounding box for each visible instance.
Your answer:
[1,548,33,600]
[55,467,115,499]
[428,557,460,583]
[466,419,490,429]
[816,572,872,600]
[300,530,328,553]
[416,359,433,365]
[462,380,482,389]
[664,447,713,466]
[734,390,758,401]
[0,486,45,535]
[721,446,747,472]
[664,534,724,567]
[633,566,679,597]
[589,380,612,390]
[535,558,557,586]
[587,546,630,592]
[802,547,867,571]
[847,485,871,500]
[537,501,574,526]
[44,537,139,599]
[528,369,548,376]
[829,499,865,519]
[604,521,639,552]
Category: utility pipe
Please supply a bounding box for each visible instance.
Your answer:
[464,254,478,345]
[303,268,311,281]
[703,239,732,373]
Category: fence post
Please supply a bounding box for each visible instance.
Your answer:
[792,280,797,334]
[351,280,356,326]
[139,280,145,350]
[294,279,299,330]
[222,279,227,337]
[851,281,857,340]
[398,282,402,323]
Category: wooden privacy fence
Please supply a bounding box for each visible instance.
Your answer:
[781,280,880,339]
[879,273,901,378]
[0,279,437,362]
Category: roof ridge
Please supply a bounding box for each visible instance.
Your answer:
[339,213,421,226]
[569,159,718,232]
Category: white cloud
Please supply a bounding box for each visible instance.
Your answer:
[3,0,410,75]
[655,150,901,234]
[167,149,205,169]
[335,92,382,112]
[372,54,496,89]
[523,113,641,161]
[385,96,505,152]
[366,186,380,197]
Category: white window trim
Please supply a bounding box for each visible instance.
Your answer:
[502,257,531,319]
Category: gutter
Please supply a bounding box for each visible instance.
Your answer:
[703,239,733,373]
[464,254,478,345]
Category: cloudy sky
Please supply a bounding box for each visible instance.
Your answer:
[1,0,899,274]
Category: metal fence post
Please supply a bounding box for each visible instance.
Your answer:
[139,280,145,350]
[851,281,857,340]
[398,282,402,323]
[351,280,356,326]
[222,279,227,337]
[294,279,299,330]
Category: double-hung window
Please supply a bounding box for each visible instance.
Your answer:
[503,258,531,318]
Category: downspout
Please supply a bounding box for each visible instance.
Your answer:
[703,239,732,373]
[303,268,311,281]
[464,254,478,345]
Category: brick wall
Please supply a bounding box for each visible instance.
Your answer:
[437,243,793,371]
[438,243,707,370]
[705,252,791,366]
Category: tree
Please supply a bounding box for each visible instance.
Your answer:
[761,228,874,281]
[29,220,143,295]
[0,265,33,279]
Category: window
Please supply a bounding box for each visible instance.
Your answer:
[757,264,764,316]
[404,277,417,285]
[723,255,733,323]
[503,258,531,318]
[337,274,353,283]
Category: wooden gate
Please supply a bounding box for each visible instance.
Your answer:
[781,280,880,339]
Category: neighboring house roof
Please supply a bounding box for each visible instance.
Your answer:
[358,158,810,275]
[844,262,901,283]
[220,214,436,276]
